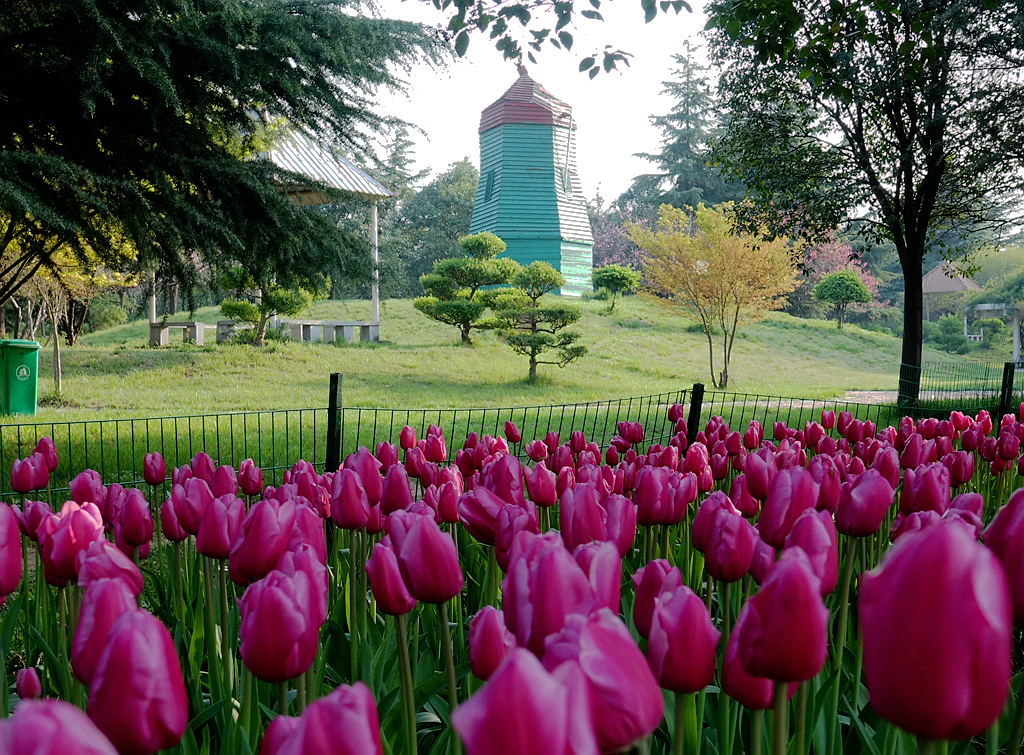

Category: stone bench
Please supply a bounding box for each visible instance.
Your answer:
[149,321,217,346]
[215,320,255,343]
[278,319,379,344]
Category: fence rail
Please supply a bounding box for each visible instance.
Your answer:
[5,373,1016,504]
[0,385,690,501]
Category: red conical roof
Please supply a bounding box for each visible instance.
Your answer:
[479,69,573,132]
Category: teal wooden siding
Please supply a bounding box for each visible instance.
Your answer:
[469,121,593,296]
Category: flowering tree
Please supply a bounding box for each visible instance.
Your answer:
[630,203,798,389]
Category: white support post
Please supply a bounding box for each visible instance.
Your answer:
[371,201,380,329]
[148,271,157,324]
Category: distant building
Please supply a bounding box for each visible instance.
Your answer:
[922,262,981,320]
[469,68,593,296]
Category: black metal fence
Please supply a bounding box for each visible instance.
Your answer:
[0,384,690,501]
[900,361,1012,405]
[4,371,1016,504]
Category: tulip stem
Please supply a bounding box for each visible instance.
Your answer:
[220,563,234,697]
[278,680,289,716]
[661,525,670,561]
[349,529,359,682]
[795,681,807,755]
[173,542,184,622]
[202,557,224,709]
[397,614,417,755]
[438,601,460,755]
[834,536,857,664]
[751,709,764,755]
[486,545,498,608]
[296,669,306,713]
[772,681,787,755]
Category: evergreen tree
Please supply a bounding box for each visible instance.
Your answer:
[626,42,744,213]
[0,0,442,308]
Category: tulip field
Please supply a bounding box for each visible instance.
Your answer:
[3,401,1024,755]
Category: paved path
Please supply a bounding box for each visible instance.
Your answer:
[840,390,899,404]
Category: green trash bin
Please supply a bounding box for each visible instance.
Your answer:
[0,339,41,416]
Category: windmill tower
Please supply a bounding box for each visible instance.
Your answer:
[469,67,593,296]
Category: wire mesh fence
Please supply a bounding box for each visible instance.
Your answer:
[899,361,1010,404]
[0,388,690,501]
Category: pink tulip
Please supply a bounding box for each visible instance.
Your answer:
[330,468,370,530]
[33,437,58,473]
[16,667,41,700]
[159,497,188,542]
[189,451,215,483]
[239,568,319,682]
[9,456,39,493]
[285,504,328,566]
[117,489,152,547]
[743,450,776,501]
[365,540,416,616]
[423,434,447,463]
[784,509,838,595]
[451,647,598,755]
[257,682,383,755]
[502,531,602,654]
[468,606,517,680]
[721,608,796,709]
[861,521,1011,740]
[835,469,894,537]
[388,509,463,604]
[647,585,719,693]
[504,421,521,443]
[692,491,739,553]
[13,499,49,541]
[983,488,1024,626]
[197,494,245,559]
[228,498,297,586]
[458,487,508,546]
[176,477,214,535]
[899,463,951,516]
[142,453,166,487]
[87,609,187,754]
[705,508,757,583]
[630,559,682,639]
[70,469,106,505]
[234,459,261,496]
[759,467,820,548]
[72,578,138,685]
[0,699,120,755]
[344,448,383,507]
[525,440,548,462]
[572,540,621,614]
[76,539,143,596]
[735,548,829,682]
[38,502,104,583]
[495,504,540,572]
[542,609,663,754]
[209,465,238,498]
[380,464,413,514]
[0,503,22,597]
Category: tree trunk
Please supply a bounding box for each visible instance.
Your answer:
[10,299,21,337]
[461,325,472,345]
[898,253,925,406]
[0,301,5,338]
[704,327,719,389]
[50,309,62,395]
[528,355,537,382]
[253,312,272,347]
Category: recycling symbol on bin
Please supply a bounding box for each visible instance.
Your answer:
[15,365,30,381]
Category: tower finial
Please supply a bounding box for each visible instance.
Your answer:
[517,63,529,77]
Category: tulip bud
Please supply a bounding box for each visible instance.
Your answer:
[239,568,319,682]
[542,609,663,754]
[9,456,39,494]
[15,667,41,700]
[197,494,245,559]
[860,522,1011,740]
[365,540,416,616]
[468,606,517,680]
[238,459,263,497]
[705,508,757,583]
[389,509,463,604]
[784,508,838,595]
[758,467,819,548]
[117,488,153,547]
[72,578,138,686]
[0,699,121,754]
[228,499,297,586]
[160,497,188,542]
[734,548,829,682]
[142,452,166,487]
[0,503,22,598]
[835,469,894,537]
[76,539,143,596]
[647,585,719,693]
[631,559,683,639]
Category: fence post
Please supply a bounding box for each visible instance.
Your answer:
[999,362,1016,421]
[686,383,704,446]
[325,373,342,472]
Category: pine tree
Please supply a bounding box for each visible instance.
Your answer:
[626,42,743,213]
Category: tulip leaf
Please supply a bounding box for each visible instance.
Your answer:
[188,611,205,682]
[0,591,23,658]
[188,700,226,734]
[842,694,882,755]
[27,626,66,699]
[179,726,201,755]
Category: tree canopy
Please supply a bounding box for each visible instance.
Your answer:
[0,0,442,308]
[813,269,871,330]
[706,0,1024,403]
[630,203,798,389]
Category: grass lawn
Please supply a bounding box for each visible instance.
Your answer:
[13,296,969,423]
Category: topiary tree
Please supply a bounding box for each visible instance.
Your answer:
[218,265,321,346]
[813,269,871,330]
[493,261,587,382]
[592,264,640,312]
[413,231,520,344]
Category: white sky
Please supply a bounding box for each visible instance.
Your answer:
[373,0,711,202]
